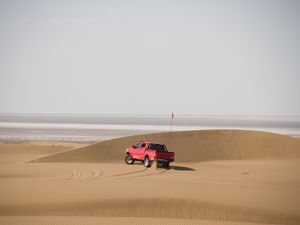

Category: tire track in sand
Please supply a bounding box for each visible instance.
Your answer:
[65,170,81,180]
[109,168,148,178]
[110,165,170,179]
[88,168,103,180]
[65,168,103,181]
[133,168,169,178]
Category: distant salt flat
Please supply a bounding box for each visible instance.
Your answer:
[0,114,299,143]
[0,122,190,130]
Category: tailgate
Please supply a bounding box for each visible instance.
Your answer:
[156,151,174,160]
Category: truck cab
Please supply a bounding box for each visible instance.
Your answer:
[125,141,175,168]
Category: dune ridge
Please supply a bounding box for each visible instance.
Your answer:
[0,141,85,163]
[34,130,300,163]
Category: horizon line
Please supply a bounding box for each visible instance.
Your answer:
[0,112,300,117]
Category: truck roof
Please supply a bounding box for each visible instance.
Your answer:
[139,141,163,145]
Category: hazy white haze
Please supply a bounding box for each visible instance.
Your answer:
[0,0,300,115]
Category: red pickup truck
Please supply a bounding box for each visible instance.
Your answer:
[125,141,175,168]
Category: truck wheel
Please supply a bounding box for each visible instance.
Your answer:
[144,156,152,168]
[164,162,170,168]
[125,155,135,165]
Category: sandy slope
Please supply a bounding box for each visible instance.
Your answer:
[1,130,300,225]
[35,130,300,163]
[0,160,299,224]
[0,140,85,163]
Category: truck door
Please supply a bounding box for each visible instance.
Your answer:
[132,142,141,158]
[136,142,147,160]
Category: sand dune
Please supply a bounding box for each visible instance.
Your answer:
[34,130,300,163]
[1,130,300,225]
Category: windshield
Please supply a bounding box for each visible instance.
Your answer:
[148,144,167,152]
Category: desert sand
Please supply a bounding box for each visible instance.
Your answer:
[0,130,300,225]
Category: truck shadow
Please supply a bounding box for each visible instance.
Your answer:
[169,165,196,171]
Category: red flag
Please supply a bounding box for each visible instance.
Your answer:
[171,112,174,119]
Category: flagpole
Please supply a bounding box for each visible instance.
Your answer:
[169,112,174,147]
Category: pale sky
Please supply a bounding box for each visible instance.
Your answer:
[0,0,299,115]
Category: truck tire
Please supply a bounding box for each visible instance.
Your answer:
[144,156,152,168]
[125,155,135,165]
[164,162,170,168]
